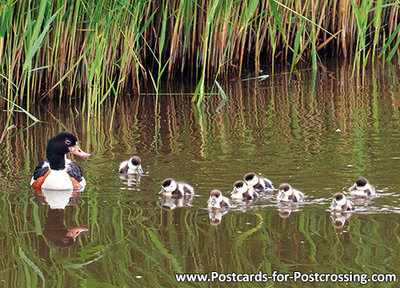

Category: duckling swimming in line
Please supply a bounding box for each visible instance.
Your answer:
[277,183,305,202]
[349,177,375,197]
[244,173,274,193]
[231,180,258,200]
[331,193,354,211]
[208,190,231,209]
[159,178,194,198]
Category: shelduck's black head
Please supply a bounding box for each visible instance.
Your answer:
[46,132,90,170]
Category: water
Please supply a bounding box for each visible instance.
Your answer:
[1,61,400,287]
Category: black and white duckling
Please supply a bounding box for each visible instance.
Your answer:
[158,178,194,198]
[118,156,144,175]
[244,172,274,192]
[208,190,231,209]
[231,180,258,200]
[349,177,376,197]
[277,183,305,202]
[331,193,355,211]
[31,132,90,190]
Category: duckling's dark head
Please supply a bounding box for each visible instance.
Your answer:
[333,193,344,201]
[356,177,368,187]
[233,180,245,189]
[244,173,256,182]
[162,178,173,188]
[130,156,142,166]
[210,190,222,198]
[279,183,291,192]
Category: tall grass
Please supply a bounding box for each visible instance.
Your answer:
[0,0,399,108]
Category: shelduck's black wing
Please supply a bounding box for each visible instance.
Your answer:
[32,161,50,180]
[67,161,83,182]
[31,161,50,188]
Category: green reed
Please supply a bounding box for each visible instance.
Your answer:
[0,0,399,111]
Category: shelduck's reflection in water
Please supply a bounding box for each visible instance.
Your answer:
[32,188,89,248]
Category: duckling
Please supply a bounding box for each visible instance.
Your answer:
[277,183,305,202]
[331,193,354,211]
[349,177,376,197]
[118,156,144,175]
[244,172,274,192]
[231,180,258,200]
[158,178,194,198]
[208,190,231,209]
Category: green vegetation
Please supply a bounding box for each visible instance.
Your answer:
[0,0,399,138]
[1,0,399,98]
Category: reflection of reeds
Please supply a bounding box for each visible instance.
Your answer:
[2,59,399,164]
[1,0,399,104]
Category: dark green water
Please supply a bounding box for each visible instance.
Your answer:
[1,62,400,287]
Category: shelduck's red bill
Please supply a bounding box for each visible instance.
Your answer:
[69,145,91,157]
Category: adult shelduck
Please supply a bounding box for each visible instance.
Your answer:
[30,132,90,190]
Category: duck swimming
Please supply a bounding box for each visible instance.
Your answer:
[208,190,231,209]
[30,132,90,190]
[231,180,258,200]
[158,178,194,198]
[118,156,144,175]
[331,193,355,211]
[244,173,274,193]
[349,177,376,197]
[277,183,305,202]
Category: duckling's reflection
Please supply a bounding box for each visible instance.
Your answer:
[277,202,293,218]
[32,188,88,248]
[331,211,353,229]
[159,195,193,210]
[119,173,141,188]
[209,209,229,226]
